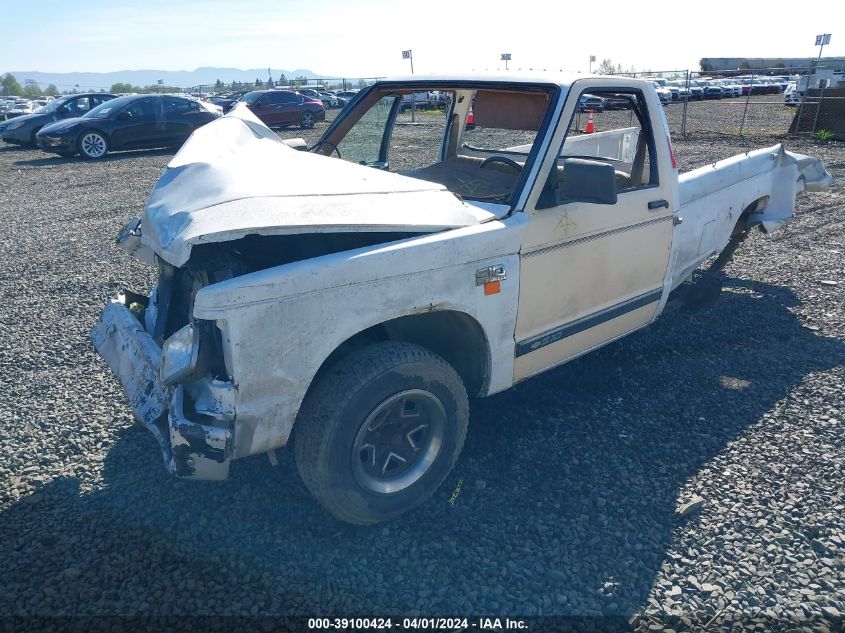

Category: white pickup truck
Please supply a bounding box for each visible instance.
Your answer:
[92,74,831,524]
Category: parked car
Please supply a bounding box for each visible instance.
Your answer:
[651,84,672,104]
[2,93,117,145]
[237,89,325,129]
[578,93,605,112]
[4,101,34,119]
[668,82,692,101]
[334,90,360,108]
[210,91,249,112]
[299,88,337,109]
[784,83,800,106]
[603,94,632,110]
[36,94,220,159]
[704,83,725,99]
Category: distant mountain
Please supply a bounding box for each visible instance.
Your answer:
[4,67,329,91]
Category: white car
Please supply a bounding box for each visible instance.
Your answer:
[4,102,33,119]
[92,75,831,524]
[784,83,800,106]
[651,83,672,104]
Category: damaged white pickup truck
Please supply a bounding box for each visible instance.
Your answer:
[92,75,831,524]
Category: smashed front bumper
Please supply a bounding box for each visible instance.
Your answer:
[91,294,234,480]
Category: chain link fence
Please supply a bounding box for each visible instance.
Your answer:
[589,67,843,138]
[187,77,384,95]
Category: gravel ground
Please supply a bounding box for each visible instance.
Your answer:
[0,103,843,632]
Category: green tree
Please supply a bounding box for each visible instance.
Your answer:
[110,82,138,93]
[277,73,286,86]
[597,59,616,75]
[1,73,23,96]
[739,60,751,70]
[214,78,223,90]
[255,77,262,86]
[293,75,307,87]
[23,83,43,98]
[44,83,59,96]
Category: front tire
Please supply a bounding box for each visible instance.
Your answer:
[78,131,108,159]
[294,342,469,524]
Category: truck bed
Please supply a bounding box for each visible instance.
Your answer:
[669,145,832,290]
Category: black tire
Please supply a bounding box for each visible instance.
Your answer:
[300,111,316,129]
[78,130,108,159]
[294,341,469,524]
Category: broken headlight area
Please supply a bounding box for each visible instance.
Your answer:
[160,319,229,386]
[160,323,200,385]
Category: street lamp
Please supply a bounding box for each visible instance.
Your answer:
[589,55,596,73]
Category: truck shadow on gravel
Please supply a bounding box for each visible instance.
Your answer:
[2,280,844,621]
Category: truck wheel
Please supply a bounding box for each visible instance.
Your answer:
[294,341,469,524]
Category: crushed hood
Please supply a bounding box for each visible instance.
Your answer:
[139,105,494,266]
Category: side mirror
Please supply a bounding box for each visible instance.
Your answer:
[117,111,132,121]
[561,158,618,205]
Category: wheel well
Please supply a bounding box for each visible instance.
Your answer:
[313,311,491,398]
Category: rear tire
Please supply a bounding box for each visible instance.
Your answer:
[294,341,469,524]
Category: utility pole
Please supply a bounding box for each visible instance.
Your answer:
[501,53,511,70]
[589,55,596,73]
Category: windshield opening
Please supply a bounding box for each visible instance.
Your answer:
[315,84,555,205]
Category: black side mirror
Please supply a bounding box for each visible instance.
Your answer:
[560,158,618,205]
[117,111,132,121]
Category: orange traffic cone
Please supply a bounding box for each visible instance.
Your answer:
[585,109,595,133]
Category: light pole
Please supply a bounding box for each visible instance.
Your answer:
[589,55,596,73]
[811,34,832,132]
[501,53,511,70]
[402,49,415,121]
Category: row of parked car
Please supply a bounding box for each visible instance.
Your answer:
[0,87,335,158]
[0,95,59,119]
[649,76,794,104]
[207,87,358,112]
[575,76,798,112]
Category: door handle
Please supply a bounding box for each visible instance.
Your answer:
[648,199,670,210]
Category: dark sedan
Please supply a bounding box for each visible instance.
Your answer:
[238,90,325,129]
[210,90,249,113]
[1,93,116,146]
[36,94,220,159]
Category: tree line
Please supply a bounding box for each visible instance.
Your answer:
[109,82,184,94]
[1,73,60,97]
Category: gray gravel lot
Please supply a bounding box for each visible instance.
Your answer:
[0,103,843,632]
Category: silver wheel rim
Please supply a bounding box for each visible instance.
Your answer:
[352,389,446,494]
[302,113,314,127]
[81,133,106,157]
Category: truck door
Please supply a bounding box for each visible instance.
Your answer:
[514,85,674,380]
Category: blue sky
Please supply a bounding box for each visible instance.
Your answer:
[1,0,843,76]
